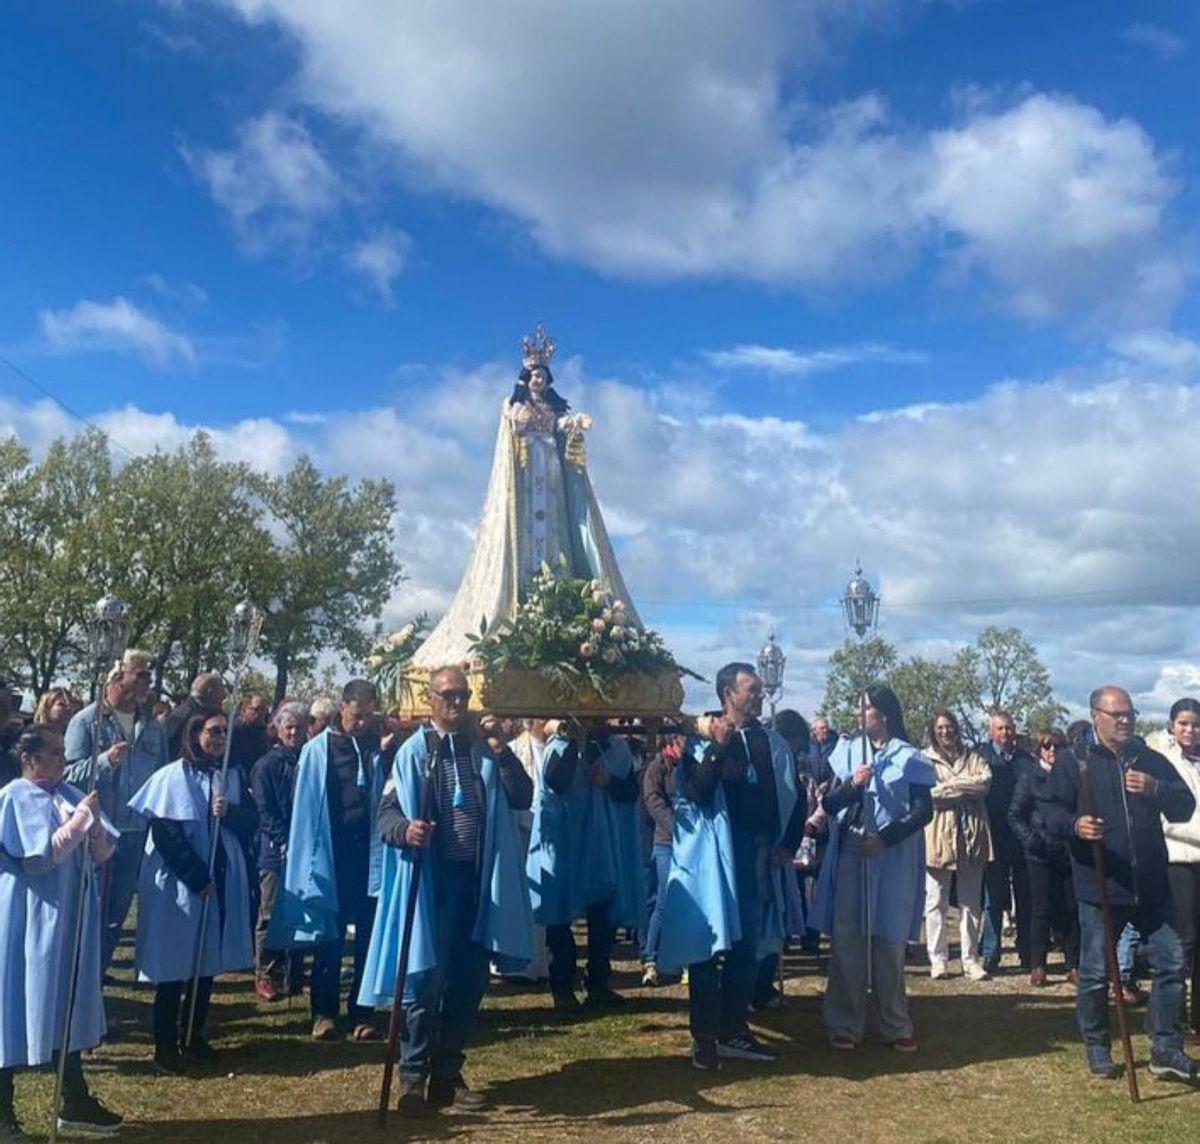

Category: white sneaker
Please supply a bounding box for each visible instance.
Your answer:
[963,960,991,982]
[930,960,948,980]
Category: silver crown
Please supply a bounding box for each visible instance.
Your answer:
[521,323,556,369]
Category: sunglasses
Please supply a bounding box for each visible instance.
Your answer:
[431,688,471,703]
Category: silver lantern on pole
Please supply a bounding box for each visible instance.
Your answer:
[757,630,786,724]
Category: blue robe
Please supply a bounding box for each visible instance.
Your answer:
[811,736,937,944]
[527,734,645,929]
[0,778,116,1067]
[127,761,254,982]
[357,729,533,1008]
[267,729,386,949]
[657,727,801,973]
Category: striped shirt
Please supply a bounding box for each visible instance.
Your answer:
[433,731,482,862]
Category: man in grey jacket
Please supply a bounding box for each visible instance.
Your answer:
[65,649,169,972]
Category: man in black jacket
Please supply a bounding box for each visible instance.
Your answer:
[980,711,1033,972]
[1046,686,1196,1082]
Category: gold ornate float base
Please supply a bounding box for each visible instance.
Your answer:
[395,666,684,720]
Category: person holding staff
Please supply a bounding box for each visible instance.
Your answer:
[1045,686,1196,1081]
[0,727,122,1139]
[814,685,935,1052]
[128,713,257,1075]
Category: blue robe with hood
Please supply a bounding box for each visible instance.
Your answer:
[357,728,533,1008]
[128,761,254,981]
[811,735,936,944]
[657,725,802,973]
[527,733,645,929]
[267,728,386,949]
[0,778,117,1066]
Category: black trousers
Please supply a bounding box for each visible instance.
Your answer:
[1027,860,1079,972]
[1168,862,1200,1032]
[311,839,375,1024]
[1,1052,88,1119]
[547,900,613,997]
[154,977,214,1052]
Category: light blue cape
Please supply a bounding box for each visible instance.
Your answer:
[0,778,116,1066]
[358,729,533,1008]
[527,734,645,929]
[268,729,386,948]
[811,736,936,944]
[657,727,801,973]
[128,760,254,981]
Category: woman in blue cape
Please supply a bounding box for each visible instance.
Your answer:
[0,725,123,1138]
[357,670,533,1114]
[127,713,258,1075]
[527,722,644,1009]
[813,684,935,1051]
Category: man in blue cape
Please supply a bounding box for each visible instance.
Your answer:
[358,666,533,1116]
[658,662,805,1071]
[527,718,644,1011]
[269,679,388,1042]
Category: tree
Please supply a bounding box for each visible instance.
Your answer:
[820,636,898,731]
[0,430,117,695]
[890,651,980,747]
[252,456,403,702]
[968,626,1065,733]
[109,433,271,697]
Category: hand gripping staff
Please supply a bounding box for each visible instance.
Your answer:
[50,597,131,1144]
[377,743,439,1126]
[1075,747,1139,1103]
[183,602,264,1049]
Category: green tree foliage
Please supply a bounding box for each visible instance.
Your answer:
[820,625,1064,746]
[251,456,403,702]
[0,431,403,703]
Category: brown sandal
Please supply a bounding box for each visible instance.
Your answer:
[352,1023,381,1042]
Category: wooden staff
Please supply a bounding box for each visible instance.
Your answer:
[1075,749,1139,1102]
[377,746,438,1127]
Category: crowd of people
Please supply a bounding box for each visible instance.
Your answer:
[1,656,1200,1139]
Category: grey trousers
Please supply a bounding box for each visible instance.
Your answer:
[823,846,914,1042]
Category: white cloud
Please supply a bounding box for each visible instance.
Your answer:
[705,342,925,375]
[343,228,411,305]
[180,110,340,252]
[204,3,1184,322]
[39,297,197,366]
[1109,329,1200,372]
[1121,23,1186,59]
[7,336,1200,718]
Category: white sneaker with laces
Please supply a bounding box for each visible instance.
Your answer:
[929,959,948,980]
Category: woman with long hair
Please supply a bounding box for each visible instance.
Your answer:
[923,709,993,981]
[128,713,258,1074]
[33,687,75,735]
[814,685,935,1051]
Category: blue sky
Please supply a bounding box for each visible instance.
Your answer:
[2,2,1199,717]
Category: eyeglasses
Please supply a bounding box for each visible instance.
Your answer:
[1039,743,1060,752]
[431,688,471,703]
[134,670,152,681]
[1092,707,1138,723]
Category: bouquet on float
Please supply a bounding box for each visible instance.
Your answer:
[364,614,430,696]
[468,555,679,700]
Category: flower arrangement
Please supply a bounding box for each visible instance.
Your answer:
[468,556,679,700]
[364,614,430,697]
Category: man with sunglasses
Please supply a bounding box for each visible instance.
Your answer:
[359,666,534,1115]
[64,648,168,972]
[1046,686,1197,1081]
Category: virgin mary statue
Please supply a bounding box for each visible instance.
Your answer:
[411,325,641,670]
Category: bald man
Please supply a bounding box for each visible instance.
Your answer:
[1046,686,1196,1082]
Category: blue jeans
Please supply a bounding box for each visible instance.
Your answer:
[981,852,1030,966]
[688,829,764,1043]
[102,830,146,972]
[641,844,672,964]
[1076,900,1184,1053]
[401,858,490,1082]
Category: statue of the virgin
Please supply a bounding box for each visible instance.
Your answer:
[411,325,641,670]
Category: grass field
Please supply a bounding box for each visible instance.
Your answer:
[10,939,1200,1143]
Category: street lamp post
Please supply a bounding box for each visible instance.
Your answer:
[840,562,881,995]
[757,631,786,724]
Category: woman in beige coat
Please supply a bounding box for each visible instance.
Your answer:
[924,709,993,981]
